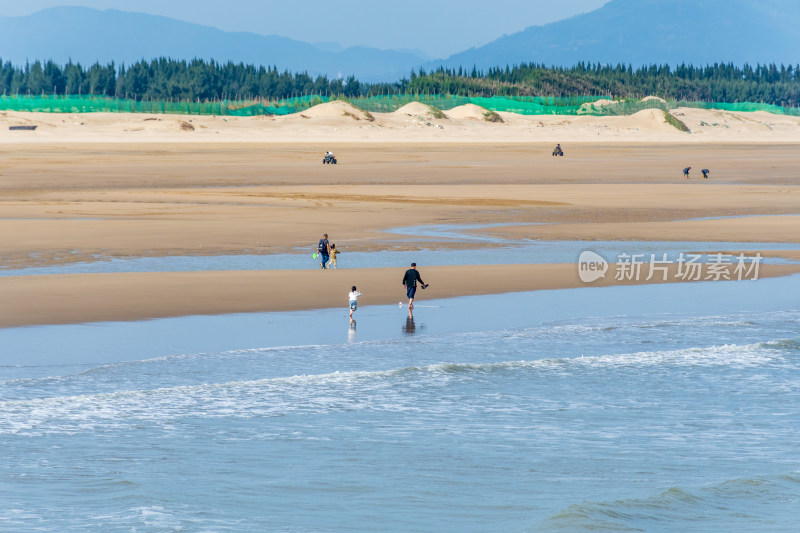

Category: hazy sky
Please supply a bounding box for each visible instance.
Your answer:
[0,0,610,58]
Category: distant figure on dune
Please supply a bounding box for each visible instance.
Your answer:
[683,167,691,179]
[701,169,710,180]
[552,144,564,156]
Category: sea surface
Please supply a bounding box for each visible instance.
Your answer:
[2,239,796,276]
[2,276,799,532]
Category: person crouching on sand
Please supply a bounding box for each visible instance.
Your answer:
[349,286,362,319]
[402,263,428,310]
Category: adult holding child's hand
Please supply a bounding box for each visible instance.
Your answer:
[317,233,331,269]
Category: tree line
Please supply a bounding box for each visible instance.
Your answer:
[406,63,800,107]
[1,58,799,107]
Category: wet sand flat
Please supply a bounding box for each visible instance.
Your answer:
[2,263,799,328]
[1,142,799,327]
[1,143,799,268]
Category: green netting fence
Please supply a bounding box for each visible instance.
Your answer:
[571,98,800,117]
[2,94,799,117]
[340,94,606,114]
[0,95,308,116]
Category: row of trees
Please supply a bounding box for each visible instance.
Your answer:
[1,58,799,106]
[405,63,800,106]
[0,59,365,101]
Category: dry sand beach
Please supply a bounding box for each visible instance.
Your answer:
[3,100,800,144]
[1,101,799,327]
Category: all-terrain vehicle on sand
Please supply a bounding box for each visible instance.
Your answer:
[323,153,337,165]
[552,144,564,157]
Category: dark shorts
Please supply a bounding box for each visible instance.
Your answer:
[406,286,417,299]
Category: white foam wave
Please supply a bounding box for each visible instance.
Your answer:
[7,309,797,389]
[572,342,783,369]
[1,339,793,436]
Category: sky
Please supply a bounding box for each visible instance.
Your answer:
[0,0,610,58]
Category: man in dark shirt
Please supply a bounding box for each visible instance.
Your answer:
[402,262,428,309]
[318,233,331,269]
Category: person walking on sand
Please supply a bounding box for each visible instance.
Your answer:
[317,233,331,269]
[701,169,710,180]
[402,262,428,310]
[349,285,362,319]
[328,244,340,269]
[683,167,691,180]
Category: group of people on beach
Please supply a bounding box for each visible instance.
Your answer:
[318,233,428,322]
[683,167,710,180]
[347,262,427,321]
[316,233,339,269]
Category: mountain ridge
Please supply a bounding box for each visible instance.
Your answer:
[0,7,427,82]
[2,2,799,85]
[432,0,800,71]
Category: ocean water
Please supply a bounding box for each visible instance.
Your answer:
[2,239,796,276]
[2,277,799,532]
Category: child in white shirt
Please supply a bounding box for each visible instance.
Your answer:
[349,286,362,318]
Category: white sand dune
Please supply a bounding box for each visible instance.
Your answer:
[623,108,677,132]
[297,100,370,120]
[393,102,439,117]
[1,102,799,143]
[581,98,620,108]
[446,104,489,120]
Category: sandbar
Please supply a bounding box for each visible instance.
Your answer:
[2,263,799,328]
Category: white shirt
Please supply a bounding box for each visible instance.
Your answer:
[349,290,361,303]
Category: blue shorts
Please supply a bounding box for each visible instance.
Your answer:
[406,286,417,299]
[349,301,357,311]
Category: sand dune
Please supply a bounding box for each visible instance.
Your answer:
[3,102,799,144]
[298,100,372,120]
[445,104,489,120]
[393,102,439,117]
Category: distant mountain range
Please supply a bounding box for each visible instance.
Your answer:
[1,1,799,83]
[0,7,427,82]
[435,0,800,71]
